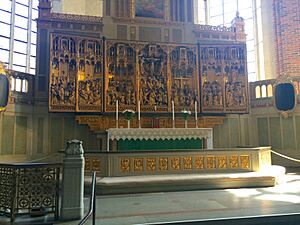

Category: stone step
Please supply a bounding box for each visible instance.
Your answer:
[84,165,286,195]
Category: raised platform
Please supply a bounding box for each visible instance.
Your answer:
[85,165,286,194]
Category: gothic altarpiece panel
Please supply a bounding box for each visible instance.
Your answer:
[50,35,76,111]
[49,34,103,112]
[200,45,248,113]
[170,46,198,111]
[77,39,103,112]
[138,43,168,112]
[105,41,137,112]
[49,37,248,115]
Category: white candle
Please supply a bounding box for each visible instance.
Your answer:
[116,100,118,121]
[172,100,175,122]
[195,101,197,121]
[138,100,141,121]
[195,101,198,128]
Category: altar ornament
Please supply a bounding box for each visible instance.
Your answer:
[181,110,191,128]
[123,109,135,128]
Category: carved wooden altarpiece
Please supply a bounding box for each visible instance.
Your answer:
[49,34,103,112]
[199,44,248,113]
[105,41,137,112]
[137,43,168,112]
[170,45,199,112]
[77,38,103,112]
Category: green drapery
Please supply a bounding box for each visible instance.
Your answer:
[117,138,203,151]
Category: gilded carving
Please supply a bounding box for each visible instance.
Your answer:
[78,39,103,111]
[217,156,227,169]
[260,151,271,166]
[49,34,103,112]
[223,46,248,113]
[183,157,192,170]
[200,46,223,113]
[49,35,76,111]
[195,156,204,169]
[200,45,248,113]
[146,158,156,171]
[229,155,239,168]
[171,157,180,170]
[159,157,168,171]
[48,34,249,117]
[240,155,250,169]
[85,158,101,172]
[85,158,91,172]
[120,157,131,172]
[138,44,168,112]
[91,159,101,172]
[170,46,198,111]
[134,158,144,172]
[105,41,136,112]
[206,156,215,169]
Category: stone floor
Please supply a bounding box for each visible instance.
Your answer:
[1,168,300,225]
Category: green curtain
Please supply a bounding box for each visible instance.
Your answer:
[117,138,203,151]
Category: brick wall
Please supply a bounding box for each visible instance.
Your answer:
[273,0,300,77]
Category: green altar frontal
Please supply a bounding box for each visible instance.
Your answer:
[117,138,203,151]
[107,128,213,151]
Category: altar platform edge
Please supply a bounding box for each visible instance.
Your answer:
[84,165,286,194]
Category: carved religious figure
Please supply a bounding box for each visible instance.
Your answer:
[200,44,248,113]
[49,34,103,112]
[170,46,198,111]
[138,44,168,111]
[106,42,136,111]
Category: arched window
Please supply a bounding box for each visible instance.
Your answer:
[267,84,273,97]
[261,85,267,98]
[255,85,261,98]
[22,79,28,93]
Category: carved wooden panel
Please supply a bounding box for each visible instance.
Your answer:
[199,44,248,114]
[49,36,248,115]
[138,43,168,112]
[170,45,199,112]
[77,38,103,112]
[49,34,103,112]
[223,45,248,113]
[49,34,76,112]
[105,41,137,112]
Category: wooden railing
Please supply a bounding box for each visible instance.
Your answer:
[0,162,61,222]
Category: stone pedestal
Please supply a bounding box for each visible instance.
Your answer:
[61,140,85,220]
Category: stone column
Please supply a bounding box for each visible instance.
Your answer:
[61,140,85,220]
